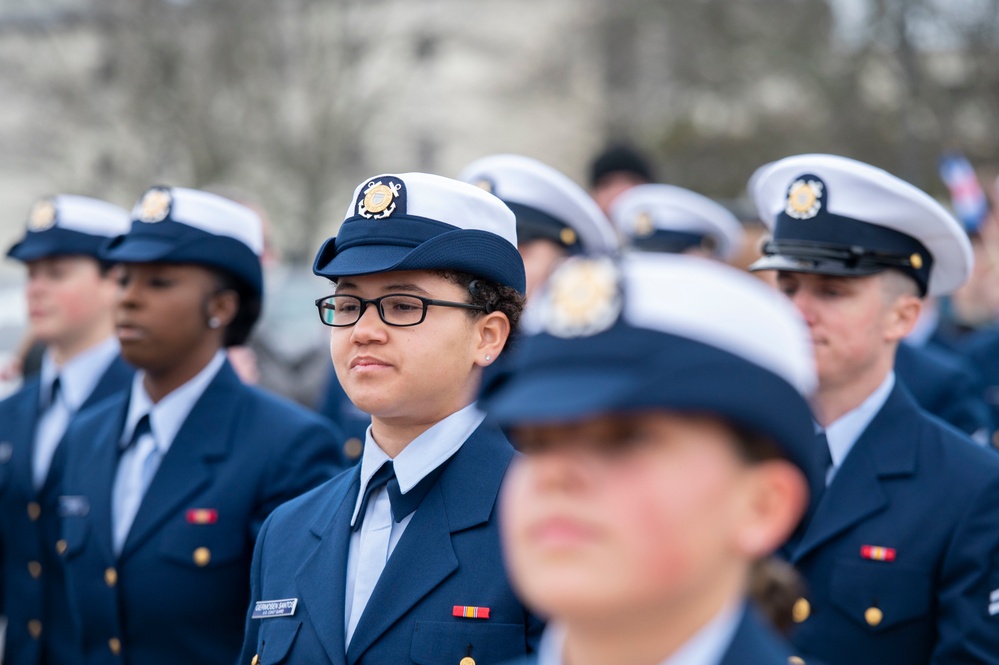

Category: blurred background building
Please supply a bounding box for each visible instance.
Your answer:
[4,0,999,397]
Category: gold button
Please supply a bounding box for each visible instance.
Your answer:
[28,619,42,639]
[792,597,811,623]
[105,567,118,587]
[28,561,42,578]
[460,658,476,665]
[865,606,883,626]
[55,539,68,555]
[251,656,259,665]
[789,658,806,665]
[343,438,363,460]
[193,547,211,567]
[27,502,41,521]
[108,637,122,655]
[559,227,577,246]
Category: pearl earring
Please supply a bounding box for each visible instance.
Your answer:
[209,317,221,329]
[484,355,492,362]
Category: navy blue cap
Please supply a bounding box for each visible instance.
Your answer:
[101,186,265,297]
[480,254,819,480]
[7,195,130,262]
[313,173,526,293]
[458,154,618,255]
[750,154,972,297]
[611,183,745,260]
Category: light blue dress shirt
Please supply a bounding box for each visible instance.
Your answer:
[111,351,226,554]
[823,371,895,485]
[344,401,486,645]
[32,336,120,489]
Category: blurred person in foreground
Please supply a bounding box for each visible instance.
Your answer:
[480,253,819,665]
[0,195,133,665]
[751,154,999,664]
[56,187,345,665]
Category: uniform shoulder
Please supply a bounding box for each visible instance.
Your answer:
[265,464,358,530]
[240,383,338,429]
[0,376,39,411]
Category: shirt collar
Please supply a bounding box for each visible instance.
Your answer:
[536,600,743,665]
[40,337,120,413]
[351,402,485,527]
[121,351,227,454]
[824,371,895,476]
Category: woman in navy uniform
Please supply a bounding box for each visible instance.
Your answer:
[240,173,542,665]
[480,254,818,665]
[56,187,346,665]
[750,154,999,664]
[0,195,133,665]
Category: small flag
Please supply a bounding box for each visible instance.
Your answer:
[939,152,989,234]
[453,605,490,619]
[860,545,896,562]
[186,508,218,525]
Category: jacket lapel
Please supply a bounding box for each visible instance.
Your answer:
[70,393,130,562]
[345,424,513,665]
[295,469,360,665]
[6,380,40,497]
[119,364,239,559]
[40,357,133,499]
[791,383,919,562]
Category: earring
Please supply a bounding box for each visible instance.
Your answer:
[208,317,221,329]
[484,355,492,362]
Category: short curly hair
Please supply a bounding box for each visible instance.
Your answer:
[433,270,525,351]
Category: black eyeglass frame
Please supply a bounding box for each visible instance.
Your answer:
[314,293,487,327]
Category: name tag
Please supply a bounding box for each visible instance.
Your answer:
[252,598,298,619]
[58,495,90,517]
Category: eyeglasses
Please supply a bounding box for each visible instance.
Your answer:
[315,293,487,327]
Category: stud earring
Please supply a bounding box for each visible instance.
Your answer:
[208,317,221,329]
[484,355,492,362]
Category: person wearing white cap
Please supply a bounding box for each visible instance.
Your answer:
[480,254,818,665]
[240,172,541,665]
[55,186,346,665]
[0,195,134,665]
[459,154,619,300]
[750,154,999,665]
[611,183,745,262]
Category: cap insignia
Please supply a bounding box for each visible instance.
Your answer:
[27,199,57,231]
[634,211,655,237]
[559,227,578,246]
[543,256,622,338]
[785,178,824,220]
[137,188,172,223]
[358,180,402,219]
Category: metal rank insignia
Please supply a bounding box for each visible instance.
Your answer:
[633,211,655,237]
[27,198,57,231]
[357,178,403,219]
[137,187,172,223]
[542,256,622,339]
[785,177,824,220]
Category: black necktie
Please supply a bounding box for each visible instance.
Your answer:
[353,462,396,532]
[120,414,152,456]
[353,459,450,532]
[816,430,833,481]
[44,377,61,411]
